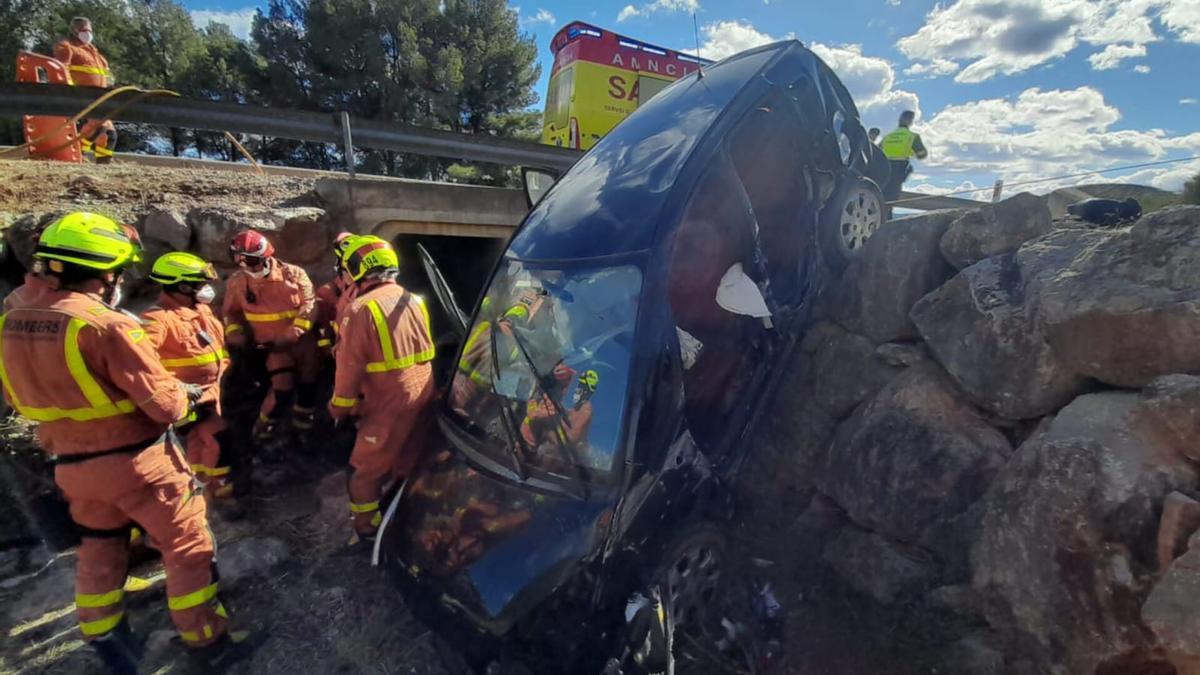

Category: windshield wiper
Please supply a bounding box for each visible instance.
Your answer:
[489,323,529,480]
[504,322,594,495]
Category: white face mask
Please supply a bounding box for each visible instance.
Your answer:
[194,284,216,304]
[107,277,124,307]
[245,264,270,279]
[77,31,94,45]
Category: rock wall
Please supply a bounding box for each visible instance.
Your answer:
[761,196,1200,675]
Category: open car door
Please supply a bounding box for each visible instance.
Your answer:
[418,243,468,337]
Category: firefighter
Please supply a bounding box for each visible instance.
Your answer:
[53,17,116,163]
[328,236,435,545]
[141,252,236,507]
[222,230,320,441]
[313,232,356,355]
[0,213,259,673]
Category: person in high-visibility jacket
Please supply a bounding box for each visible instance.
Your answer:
[328,235,435,544]
[53,17,116,163]
[0,213,260,673]
[879,110,929,207]
[222,230,320,441]
[141,252,235,504]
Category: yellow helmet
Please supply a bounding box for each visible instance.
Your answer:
[149,252,217,286]
[35,212,137,272]
[341,235,400,282]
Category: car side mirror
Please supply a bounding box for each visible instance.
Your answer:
[521,167,559,209]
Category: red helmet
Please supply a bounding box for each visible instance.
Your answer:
[229,230,275,261]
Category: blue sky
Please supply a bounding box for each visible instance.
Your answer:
[186,0,1200,195]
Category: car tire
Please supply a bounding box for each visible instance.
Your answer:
[653,521,728,634]
[818,175,885,274]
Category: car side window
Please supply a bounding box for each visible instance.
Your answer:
[726,89,817,306]
[665,153,769,454]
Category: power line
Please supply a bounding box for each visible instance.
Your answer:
[890,153,1200,205]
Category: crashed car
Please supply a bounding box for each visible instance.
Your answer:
[375,39,886,673]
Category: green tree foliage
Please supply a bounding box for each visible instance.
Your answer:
[1185,171,1200,206]
[0,0,542,178]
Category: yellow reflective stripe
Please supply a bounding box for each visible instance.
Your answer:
[66,318,114,408]
[14,399,136,422]
[216,603,228,618]
[94,146,114,158]
[161,349,229,368]
[363,297,435,373]
[80,138,93,149]
[331,395,357,408]
[292,318,312,329]
[225,323,243,335]
[80,611,124,636]
[167,582,218,611]
[349,501,379,513]
[208,465,231,477]
[180,630,202,643]
[244,310,298,322]
[69,65,110,76]
[365,300,398,364]
[76,589,123,609]
[370,512,382,527]
[190,463,210,476]
[317,338,332,347]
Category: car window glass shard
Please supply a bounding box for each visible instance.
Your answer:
[716,263,772,326]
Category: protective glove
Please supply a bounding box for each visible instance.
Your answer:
[183,383,205,406]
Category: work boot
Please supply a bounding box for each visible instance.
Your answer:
[337,531,376,557]
[252,414,278,444]
[185,629,267,671]
[91,618,145,675]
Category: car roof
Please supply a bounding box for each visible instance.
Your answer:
[510,40,812,262]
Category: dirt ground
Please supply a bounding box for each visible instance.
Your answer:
[0,159,319,221]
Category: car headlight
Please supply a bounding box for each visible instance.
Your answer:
[832,111,852,166]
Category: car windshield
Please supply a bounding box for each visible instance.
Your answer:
[448,260,642,483]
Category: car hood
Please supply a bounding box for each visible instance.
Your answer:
[379,436,615,634]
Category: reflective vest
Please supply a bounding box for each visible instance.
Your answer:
[881,127,917,160]
[53,39,111,88]
[142,296,229,391]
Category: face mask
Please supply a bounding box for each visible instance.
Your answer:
[77,31,93,44]
[246,264,270,279]
[194,284,216,304]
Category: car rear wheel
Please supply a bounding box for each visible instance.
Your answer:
[819,176,885,273]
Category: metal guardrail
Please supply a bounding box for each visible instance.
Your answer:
[0,82,583,172]
[0,83,983,211]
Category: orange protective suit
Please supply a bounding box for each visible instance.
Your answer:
[53,37,115,161]
[142,293,231,497]
[314,276,354,353]
[222,259,319,426]
[3,272,54,312]
[0,289,228,647]
[329,281,435,536]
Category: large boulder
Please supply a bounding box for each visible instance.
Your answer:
[939,192,1053,270]
[187,206,325,264]
[822,526,938,604]
[816,364,1011,573]
[833,210,959,344]
[912,254,1091,420]
[1144,528,1200,674]
[1030,206,1200,388]
[1133,375,1200,464]
[973,391,1200,675]
[137,208,191,252]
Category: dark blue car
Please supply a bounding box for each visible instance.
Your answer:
[376,39,886,674]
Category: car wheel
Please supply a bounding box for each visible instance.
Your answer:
[655,522,728,635]
[818,176,885,273]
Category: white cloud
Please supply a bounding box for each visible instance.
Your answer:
[616,0,699,22]
[527,8,555,25]
[1183,98,1199,105]
[897,0,1198,83]
[1087,43,1146,70]
[189,8,256,41]
[887,0,901,5]
[905,58,959,77]
[1134,64,1151,73]
[917,86,1198,191]
[698,19,782,59]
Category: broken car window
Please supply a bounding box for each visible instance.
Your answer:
[449,261,642,482]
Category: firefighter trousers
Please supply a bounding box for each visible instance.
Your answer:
[185,411,231,499]
[54,439,228,647]
[347,367,435,536]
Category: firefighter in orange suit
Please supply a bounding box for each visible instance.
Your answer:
[53,17,116,163]
[142,252,235,504]
[0,213,260,673]
[223,230,320,440]
[328,236,435,544]
[313,232,356,354]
